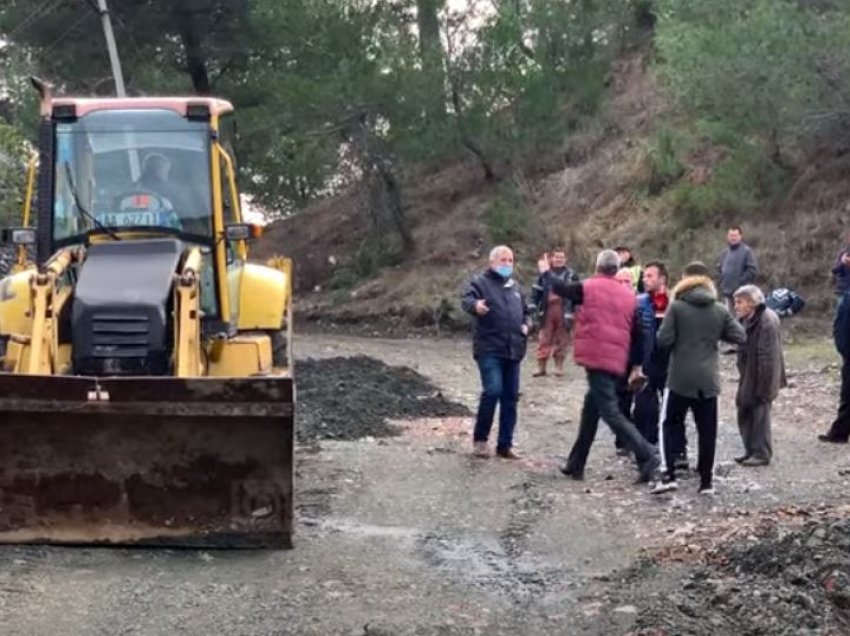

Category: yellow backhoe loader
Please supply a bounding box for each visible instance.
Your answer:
[0,81,295,547]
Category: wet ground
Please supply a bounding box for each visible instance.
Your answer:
[1,332,849,635]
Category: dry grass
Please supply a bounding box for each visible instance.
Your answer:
[255,47,850,330]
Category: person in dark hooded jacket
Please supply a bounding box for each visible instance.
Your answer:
[651,261,746,495]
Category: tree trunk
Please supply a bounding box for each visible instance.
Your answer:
[175,7,212,95]
[449,83,497,182]
[416,0,447,125]
[349,117,415,254]
[377,160,414,253]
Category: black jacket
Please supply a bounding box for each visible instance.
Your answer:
[835,293,850,359]
[461,269,532,360]
[531,266,580,322]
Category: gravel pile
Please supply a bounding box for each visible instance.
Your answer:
[634,517,850,635]
[295,355,471,442]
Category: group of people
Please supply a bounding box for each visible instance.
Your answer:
[461,226,788,494]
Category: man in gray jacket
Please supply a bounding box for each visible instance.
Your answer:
[716,226,759,312]
[651,261,746,495]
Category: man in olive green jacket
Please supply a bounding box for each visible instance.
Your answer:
[651,262,746,495]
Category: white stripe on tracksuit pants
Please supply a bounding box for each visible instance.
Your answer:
[657,387,670,473]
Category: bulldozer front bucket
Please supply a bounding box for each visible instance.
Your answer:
[0,373,294,548]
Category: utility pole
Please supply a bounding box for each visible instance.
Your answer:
[93,0,139,178]
[95,0,126,97]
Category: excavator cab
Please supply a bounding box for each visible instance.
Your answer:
[0,89,295,547]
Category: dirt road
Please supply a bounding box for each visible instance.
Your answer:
[0,333,848,635]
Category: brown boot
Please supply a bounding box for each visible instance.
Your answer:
[533,359,547,377]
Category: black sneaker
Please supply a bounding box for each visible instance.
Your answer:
[699,484,715,496]
[637,455,660,483]
[560,463,585,481]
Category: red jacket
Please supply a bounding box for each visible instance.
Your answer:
[573,275,637,375]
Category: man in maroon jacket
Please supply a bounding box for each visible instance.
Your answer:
[539,249,659,483]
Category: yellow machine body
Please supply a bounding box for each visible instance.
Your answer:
[0,92,295,548]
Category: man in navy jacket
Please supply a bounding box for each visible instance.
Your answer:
[461,245,532,459]
[819,289,850,443]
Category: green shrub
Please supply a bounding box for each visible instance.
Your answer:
[646,126,686,195]
[483,183,529,245]
[328,235,405,292]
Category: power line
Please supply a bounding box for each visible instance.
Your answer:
[41,11,92,57]
[5,0,65,40]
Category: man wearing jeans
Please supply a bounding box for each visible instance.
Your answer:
[461,245,532,459]
[651,262,746,495]
[539,250,659,483]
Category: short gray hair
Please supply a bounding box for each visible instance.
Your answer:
[596,249,621,275]
[733,284,765,305]
[489,245,512,263]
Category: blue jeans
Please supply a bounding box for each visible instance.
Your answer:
[474,356,521,451]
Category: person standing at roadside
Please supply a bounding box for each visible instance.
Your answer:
[832,230,850,304]
[633,261,672,446]
[531,248,580,377]
[651,261,746,495]
[613,267,652,457]
[616,246,644,294]
[818,282,850,444]
[539,250,659,483]
[716,226,759,313]
[733,285,786,466]
[461,245,532,459]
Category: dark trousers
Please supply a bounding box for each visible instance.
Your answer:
[567,370,657,471]
[474,355,521,451]
[738,402,773,461]
[828,356,850,439]
[663,391,717,487]
[633,384,660,445]
[614,380,633,449]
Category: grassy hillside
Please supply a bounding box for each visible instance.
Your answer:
[255,48,845,334]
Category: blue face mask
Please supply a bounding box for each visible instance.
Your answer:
[495,264,513,279]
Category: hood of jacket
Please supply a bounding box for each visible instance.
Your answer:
[672,275,717,306]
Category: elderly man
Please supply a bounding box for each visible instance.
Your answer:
[531,248,580,377]
[651,262,746,495]
[733,285,786,467]
[461,245,532,459]
[539,250,659,483]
